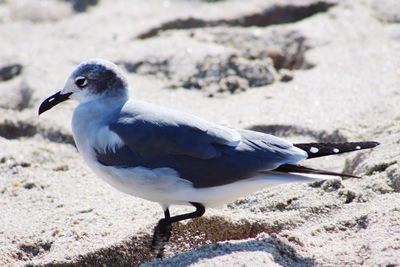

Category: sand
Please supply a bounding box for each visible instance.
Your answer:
[0,0,399,266]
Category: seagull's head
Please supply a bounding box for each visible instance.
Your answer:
[38,58,128,115]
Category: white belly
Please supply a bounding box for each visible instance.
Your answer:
[80,156,324,208]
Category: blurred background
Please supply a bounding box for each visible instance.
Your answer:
[0,0,399,266]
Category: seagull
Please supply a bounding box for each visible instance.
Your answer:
[38,58,379,257]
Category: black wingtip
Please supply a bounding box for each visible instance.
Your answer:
[358,141,380,148]
[370,141,380,147]
[294,141,380,159]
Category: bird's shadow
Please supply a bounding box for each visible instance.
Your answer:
[45,216,314,266]
[142,235,314,267]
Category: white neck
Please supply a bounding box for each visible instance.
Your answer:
[71,94,127,156]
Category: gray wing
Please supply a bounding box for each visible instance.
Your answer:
[110,101,241,160]
[97,101,307,188]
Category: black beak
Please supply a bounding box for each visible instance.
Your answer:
[38,91,72,115]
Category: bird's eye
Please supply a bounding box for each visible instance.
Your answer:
[75,76,88,88]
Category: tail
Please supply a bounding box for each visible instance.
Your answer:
[273,141,380,178]
[294,141,380,159]
[274,164,360,178]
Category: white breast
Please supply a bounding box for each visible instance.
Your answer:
[71,99,194,204]
[71,99,130,188]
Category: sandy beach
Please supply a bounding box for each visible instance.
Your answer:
[0,0,399,266]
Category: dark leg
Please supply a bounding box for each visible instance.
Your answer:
[164,208,170,219]
[151,202,206,258]
[151,208,172,258]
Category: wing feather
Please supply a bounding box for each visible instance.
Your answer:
[110,101,241,159]
[97,100,307,188]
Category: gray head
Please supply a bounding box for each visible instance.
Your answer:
[39,59,128,115]
[67,58,128,100]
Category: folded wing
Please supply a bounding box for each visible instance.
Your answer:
[110,101,241,160]
[97,101,307,188]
